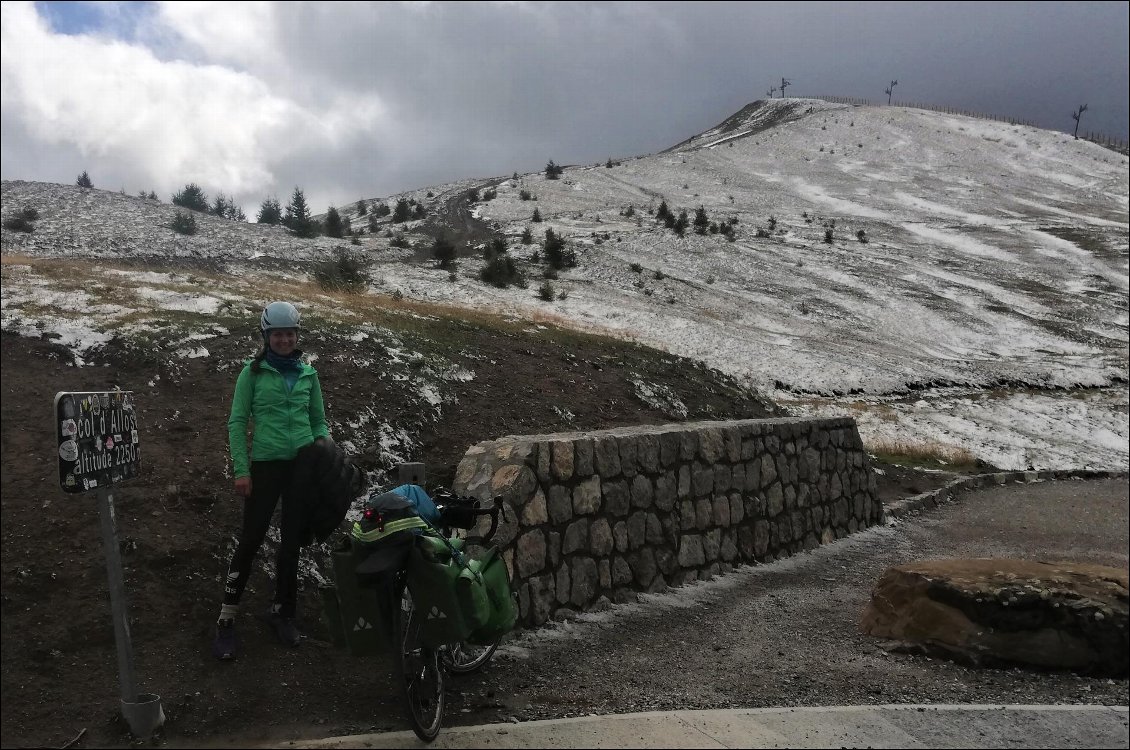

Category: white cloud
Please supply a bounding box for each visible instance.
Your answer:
[0,1,386,204]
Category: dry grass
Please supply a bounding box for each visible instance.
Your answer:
[865,436,979,468]
[1,254,648,351]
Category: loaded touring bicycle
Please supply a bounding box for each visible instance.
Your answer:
[321,481,517,742]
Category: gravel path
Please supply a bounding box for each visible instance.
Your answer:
[447,477,1129,725]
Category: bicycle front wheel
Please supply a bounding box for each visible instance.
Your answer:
[392,579,445,742]
[441,638,501,675]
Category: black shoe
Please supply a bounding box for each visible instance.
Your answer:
[212,620,238,661]
[267,611,301,647]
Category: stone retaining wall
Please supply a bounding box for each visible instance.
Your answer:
[451,417,881,626]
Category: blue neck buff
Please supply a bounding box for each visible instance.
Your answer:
[265,348,303,391]
[265,348,302,373]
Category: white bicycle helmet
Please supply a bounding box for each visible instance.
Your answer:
[260,301,301,332]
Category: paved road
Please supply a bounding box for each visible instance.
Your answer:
[262,476,1129,748]
[280,705,1129,748]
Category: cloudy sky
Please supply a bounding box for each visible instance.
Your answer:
[2,1,1127,217]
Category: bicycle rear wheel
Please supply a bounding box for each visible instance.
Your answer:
[440,638,501,675]
[392,578,445,742]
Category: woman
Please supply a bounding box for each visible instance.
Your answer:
[213,301,330,660]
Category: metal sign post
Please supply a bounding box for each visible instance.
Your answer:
[54,391,163,738]
[97,485,137,703]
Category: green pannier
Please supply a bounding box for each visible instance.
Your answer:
[408,534,517,648]
[463,546,518,646]
[323,547,391,656]
[408,535,476,647]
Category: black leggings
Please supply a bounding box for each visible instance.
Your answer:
[222,460,302,618]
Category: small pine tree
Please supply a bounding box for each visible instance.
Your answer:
[532,207,543,223]
[655,200,670,222]
[147,190,159,201]
[414,203,426,220]
[356,199,367,216]
[172,183,209,212]
[257,197,282,225]
[392,198,411,223]
[212,192,231,218]
[76,171,93,188]
[693,206,709,235]
[324,206,344,238]
[480,255,524,288]
[545,160,562,179]
[432,232,456,268]
[374,203,391,218]
[485,237,507,260]
[283,187,318,238]
[544,228,576,269]
[170,210,197,235]
[521,227,533,244]
[673,210,689,237]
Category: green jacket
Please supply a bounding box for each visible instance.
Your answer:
[228,360,330,479]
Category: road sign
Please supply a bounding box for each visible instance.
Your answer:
[55,391,140,493]
[53,390,161,737]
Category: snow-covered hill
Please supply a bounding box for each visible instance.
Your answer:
[3,98,1127,470]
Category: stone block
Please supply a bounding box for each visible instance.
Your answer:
[548,484,573,524]
[679,500,697,531]
[548,531,561,567]
[612,556,634,585]
[570,557,599,607]
[520,488,548,526]
[602,478,630,517]
[628,547,657,587]
[693,463,714,497]
[515,529,547,578]
[654,471,677,512]
[593,436,622,477]
[695,497,713,530]
[729,492,745,525]
[659,432,680,467]
[573,475,602,515]
[551,440,575,481]
[645,512,665,545]
[613,521,629,553]
[703,528,722,562]
[698,427,724,463]
[574,438,594,476]
[712,495,731,527]
[619,437,639,478]
[589,517,614,556]
[678,535,706,567]
[627,510,647,549]
[638,433,660,472]
[630,474,654,508]
[767,483,784,516]
[562,519,590,554]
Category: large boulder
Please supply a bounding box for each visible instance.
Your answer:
[861,559,1128,675]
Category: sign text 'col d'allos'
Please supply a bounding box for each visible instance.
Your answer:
[55,391,140,493]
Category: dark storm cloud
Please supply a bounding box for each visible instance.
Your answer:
[3,1,1126,214]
